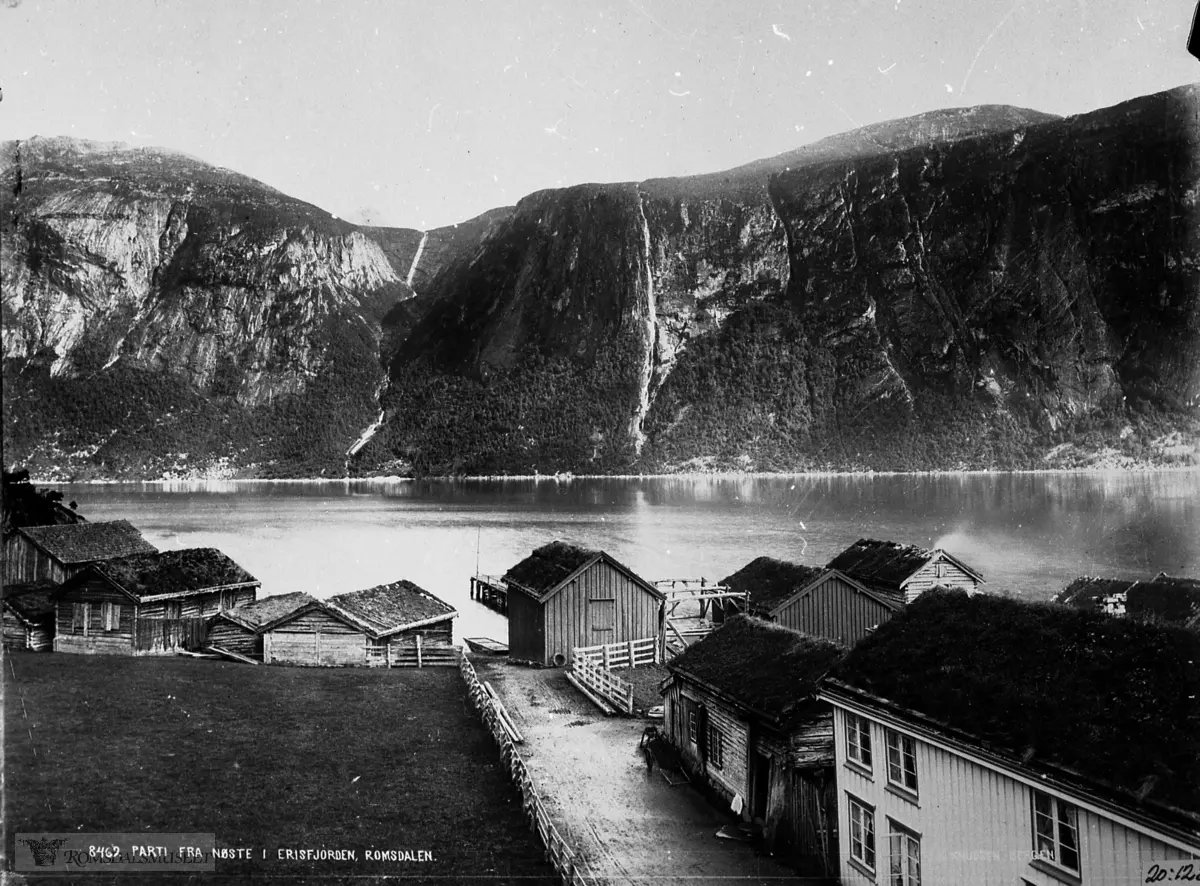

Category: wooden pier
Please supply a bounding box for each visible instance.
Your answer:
[654,579,748,661]
[470,574,509,615]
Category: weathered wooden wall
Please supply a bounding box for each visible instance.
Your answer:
[3,610,52,651]
[774,573,896,646]
[522,560,660,666]
[506,589,544,663]
[665,682,751,808]
[903,558,980,602]
[832,706,1197,886]
[206,619,262,659]
[264,608,365,666]
[2,535,72,584]
[140,587,257,619]
[54,576,135,654]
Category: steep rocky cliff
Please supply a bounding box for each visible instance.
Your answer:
[363,85,1199,476]
[4,86,1198,480]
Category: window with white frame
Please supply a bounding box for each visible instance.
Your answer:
[848,795,876,871]
[688,709,698,745]
[846,711,873,768]
[885,728,918,794]
[889,822,921,886]
[1032,791,1080,872]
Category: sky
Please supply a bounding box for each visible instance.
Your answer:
[2,0,1198,231]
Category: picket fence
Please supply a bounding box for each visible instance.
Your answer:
[459,653,601,886]
[572,637,657,668]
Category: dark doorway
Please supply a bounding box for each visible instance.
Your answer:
[752,751,771,822]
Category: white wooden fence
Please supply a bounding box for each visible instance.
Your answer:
[459,652,600,886]
[572,636,657,668]
[571,654,635,715]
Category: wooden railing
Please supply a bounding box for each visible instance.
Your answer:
[364,636,460,668]
[573,636,657,668]
[571,653,634,715]
[459,653,600,886]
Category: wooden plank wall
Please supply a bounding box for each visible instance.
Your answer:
[265,608,365,666]
[207,620,262,658]
[832,707,1197,886]
[904,559,980,602]
[541,561,659,666]
[54,577,135,653]
[775,574,897,647]
[505,590,544,663]
[671,683,751,808]
[3,611,31,649]
[2,535,70,584]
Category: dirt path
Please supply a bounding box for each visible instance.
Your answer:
[473,658,804,885]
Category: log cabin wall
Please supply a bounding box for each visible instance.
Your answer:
[54,575,136,654]
[1,610,51,651]
[264,608,365,666]
[206,619,262,659]
[773,574,897,647]
[537,560,661,666]
[386,620,454,649]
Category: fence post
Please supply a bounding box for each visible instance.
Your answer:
[629,639,636,669]
[602,644,609,669]
[416,634,423,668]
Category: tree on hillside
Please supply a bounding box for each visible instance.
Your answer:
[1,468,82,536]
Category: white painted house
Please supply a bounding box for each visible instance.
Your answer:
[818,589,1200,886]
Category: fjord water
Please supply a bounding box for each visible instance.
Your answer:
[58,472,1200,643]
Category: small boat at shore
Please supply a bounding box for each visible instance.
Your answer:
[464,637,509,655]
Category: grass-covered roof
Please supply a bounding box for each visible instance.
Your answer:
[828,589,1200,819]
[503,541,601,596]
[220,592,316,630]
[328,580,457,634]
[2,580,59,622]
[94,548,258,599]
[669,615,845,722]
[20,519,157,564]
[721,556,824,612]
[825,538,938,593]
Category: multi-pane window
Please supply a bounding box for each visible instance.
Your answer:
[848,796,876,871]
[846,712,873,768]
[688,710,698,744]
[889,824,921,886]
[1033,791,1080,872]
[707,724,724,769]
[886,729,919,793]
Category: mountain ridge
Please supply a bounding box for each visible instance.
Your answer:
[3,86,1198,479]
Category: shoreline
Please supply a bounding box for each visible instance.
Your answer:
[34,464,1200,486]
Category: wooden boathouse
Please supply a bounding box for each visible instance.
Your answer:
[206,591,316,660]
[826,538,984,604]
[3,520,157,584]
[503,541,665,667]
[721,557,902,647]
[52,548,260,654]
[663,615,845,878]
[2,580,58,651]
[262,580,458,667]
[820,589,1200,886]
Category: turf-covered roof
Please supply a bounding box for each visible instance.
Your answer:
[825,538,940,593]
[91,548,259,600]
[327,580,457,634]
[827,589,1200,820]
[721,557,825,612]
[219,592,316,630]
[19,520,157,564]
[503,541,602,595]
[2,580,59,622]
[668,615,845,722]
[1057,575,1200,626]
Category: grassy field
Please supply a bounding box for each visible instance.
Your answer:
[610,662,669,715]
[5,653,559,885]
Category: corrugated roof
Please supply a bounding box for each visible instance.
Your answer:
[19,520,157,564]
[2,580,59,622]
[95,548,258,600]
[829,589,1200,820]
[503,541,600,596]
[219,592,317,629]
[327,580,457,634]
[721,556,824,612]
[669,615,844,722]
